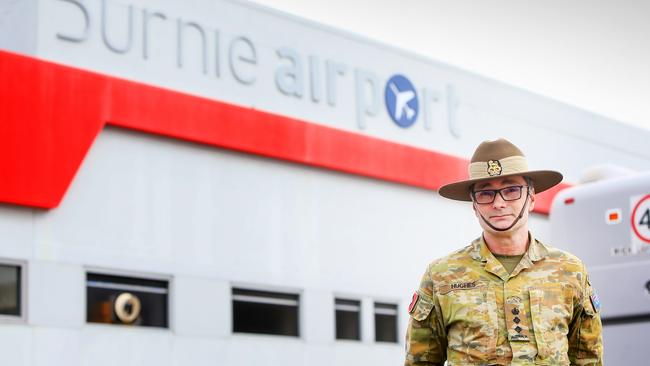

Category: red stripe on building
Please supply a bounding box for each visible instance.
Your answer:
[0,50,564,213]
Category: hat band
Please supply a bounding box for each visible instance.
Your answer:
[468,156,528,180]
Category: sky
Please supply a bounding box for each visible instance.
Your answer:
[248,0,650,132]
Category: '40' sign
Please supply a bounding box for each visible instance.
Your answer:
[631,194,650,247]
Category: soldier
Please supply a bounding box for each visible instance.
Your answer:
[405,139,603,366]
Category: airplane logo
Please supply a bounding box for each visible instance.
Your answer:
[384,74,419,128]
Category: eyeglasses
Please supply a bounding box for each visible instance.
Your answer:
[471,185,529,204]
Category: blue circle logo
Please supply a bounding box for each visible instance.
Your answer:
[384,75,419,128]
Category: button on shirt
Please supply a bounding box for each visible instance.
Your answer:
[405,234,603,366]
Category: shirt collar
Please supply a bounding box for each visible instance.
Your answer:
[469,231,549,263]
[470,232,549,280]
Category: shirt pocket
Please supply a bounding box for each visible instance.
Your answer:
[529,285,573,365]
[436,282,498,362]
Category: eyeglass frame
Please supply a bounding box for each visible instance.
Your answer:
[470,185,530,204]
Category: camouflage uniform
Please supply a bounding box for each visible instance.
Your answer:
[405,234,603,365]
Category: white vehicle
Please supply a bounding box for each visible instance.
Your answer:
[550,171,650,365]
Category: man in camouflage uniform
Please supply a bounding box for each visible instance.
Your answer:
[405,139,603,365]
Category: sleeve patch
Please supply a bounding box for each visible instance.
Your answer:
[408,292,419,314]
[590,292,601,313]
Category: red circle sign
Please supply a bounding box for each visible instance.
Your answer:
[631,194,650,243]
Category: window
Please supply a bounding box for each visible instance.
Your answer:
[335,298,361,340]
[0,263,21,317]
[232,288,299,336]
[86,272,169,328]
[375,302,398,343]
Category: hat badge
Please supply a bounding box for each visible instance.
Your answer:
[487,160,502,176]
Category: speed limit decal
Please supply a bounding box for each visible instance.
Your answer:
[631,194,650,244]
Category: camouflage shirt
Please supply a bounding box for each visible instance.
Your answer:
[405,234,603,366]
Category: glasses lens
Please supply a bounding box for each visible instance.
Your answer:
[501,186,523,201]
[474,190,496,204]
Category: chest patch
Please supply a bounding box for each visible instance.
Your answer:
[438,281,484,294]
[451,282,478,290]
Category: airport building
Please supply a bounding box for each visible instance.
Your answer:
[1,0,649,364]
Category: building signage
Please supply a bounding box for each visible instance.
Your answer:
[51,0,459,137]
[384,74,419,128]
[0,0,568,212]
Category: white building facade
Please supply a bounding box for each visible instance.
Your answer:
[1,0,649,365]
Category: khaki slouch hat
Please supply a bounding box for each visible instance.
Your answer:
[438,138,563,201]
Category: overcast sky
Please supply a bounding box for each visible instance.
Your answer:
[249,0,650,132]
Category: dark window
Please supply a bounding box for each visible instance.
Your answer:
[375,302,398,343]
[232,288,299,337]
[335,298,361,340]
[86,273,168,328]
[0,264,21,316]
